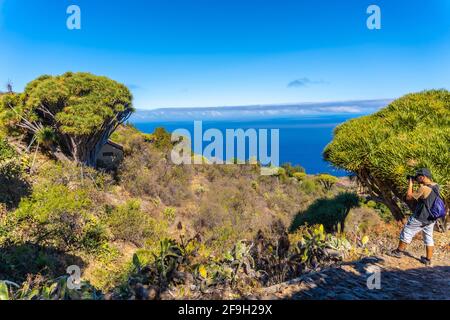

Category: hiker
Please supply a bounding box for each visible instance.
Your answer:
[389,168,444,266]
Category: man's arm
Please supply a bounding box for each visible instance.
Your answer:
[406,180,425,201]
[406,178,415,201]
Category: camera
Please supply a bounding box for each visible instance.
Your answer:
[407,175,416,181]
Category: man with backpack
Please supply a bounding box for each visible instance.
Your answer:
[389,168,446,266]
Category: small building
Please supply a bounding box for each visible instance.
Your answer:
[96,140,124,170]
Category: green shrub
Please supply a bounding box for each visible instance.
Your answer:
[277,167,287,179]
[366,200,377,208]
[163,207,176,223]
[35,161,114,196]
[0,139,30,209]
[300,178,317,194]
[0,138,16,161]
[85,244,133,292]
[8,184,107,252]
[151,127,173,151]
[281,163,305,177]
[293,172,307,181]
[108,200,163,246]
[362,199,393,223]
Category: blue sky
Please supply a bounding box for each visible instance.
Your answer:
[0,0,449,109]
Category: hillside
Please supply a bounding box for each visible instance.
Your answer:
[0,122,448,300]
[0,78,448,300]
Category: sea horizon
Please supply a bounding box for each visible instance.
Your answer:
[130,99,391,176]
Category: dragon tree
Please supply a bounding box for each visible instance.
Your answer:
[0,72,134,166]
[324,90,450,221]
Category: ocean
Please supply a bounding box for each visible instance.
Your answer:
[132,114,365,177]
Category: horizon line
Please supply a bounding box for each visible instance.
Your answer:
[135,97,395,112]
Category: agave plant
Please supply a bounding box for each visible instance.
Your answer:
[226,240,255,285]
[295,225,330,268]
[0,277,102,300]
[0,280,17,300]
[152,238,182,283]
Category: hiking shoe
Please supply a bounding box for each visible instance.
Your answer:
[387,249,406,258]
[420,256,432,266]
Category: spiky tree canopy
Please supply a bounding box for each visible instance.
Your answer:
[0,72,134,165]
[324,90,450,220]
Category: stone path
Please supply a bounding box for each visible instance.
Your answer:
[258,255,450,300]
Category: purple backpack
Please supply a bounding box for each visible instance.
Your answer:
[426,185,447,220]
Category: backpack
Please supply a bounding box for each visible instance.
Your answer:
[425,185,447,220]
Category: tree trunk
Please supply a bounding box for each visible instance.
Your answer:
[59,111,130,167]
[358,169,405,221]
[371,175,405,221]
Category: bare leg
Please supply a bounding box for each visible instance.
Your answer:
[398,241,408,251]
[426,246,433,260]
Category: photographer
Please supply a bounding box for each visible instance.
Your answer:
[389,168,441,266]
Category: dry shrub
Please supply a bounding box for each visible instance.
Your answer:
[119,142,193,206]
[108,199,166,247]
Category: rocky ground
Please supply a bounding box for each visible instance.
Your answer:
[257,242,450,300]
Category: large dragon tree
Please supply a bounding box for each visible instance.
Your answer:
[324,90,450,221]
[0,72,134,166]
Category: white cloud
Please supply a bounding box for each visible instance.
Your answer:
[317,106,362,113]
[130,99,391,122]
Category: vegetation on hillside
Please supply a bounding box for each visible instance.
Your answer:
[0,76,447,300]
[1,121,368,299]
[0,138,30,209]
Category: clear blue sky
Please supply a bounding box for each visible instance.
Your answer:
[1,0,449,109]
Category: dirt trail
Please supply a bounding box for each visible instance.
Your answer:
[258,254,450,300]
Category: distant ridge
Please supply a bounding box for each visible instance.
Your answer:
[131,99,393,122]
